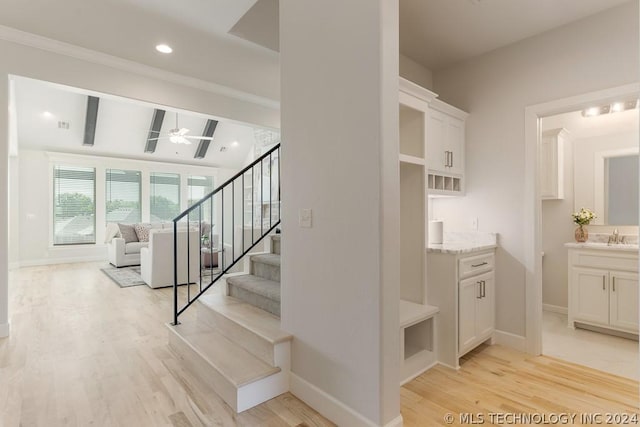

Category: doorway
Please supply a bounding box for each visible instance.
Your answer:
[539,106,639,379]
[525,83,640,380]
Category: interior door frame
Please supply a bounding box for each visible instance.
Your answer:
[524,82,640,355]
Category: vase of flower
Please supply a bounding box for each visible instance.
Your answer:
[574,225,588,243]
[571,208,596,243]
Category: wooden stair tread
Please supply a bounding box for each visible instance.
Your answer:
[199,294,292,344]
[167,321,280,387]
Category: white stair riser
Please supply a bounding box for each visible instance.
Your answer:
[168,326,238,411]
[197,303,276,366]
[237,370,289,412]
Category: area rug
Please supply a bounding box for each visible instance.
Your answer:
[100,265,146,288]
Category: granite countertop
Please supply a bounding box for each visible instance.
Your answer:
[564,242,639,252]
[564,233,639,252]
[427,231,498,255]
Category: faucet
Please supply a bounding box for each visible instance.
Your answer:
[608,228,620,245]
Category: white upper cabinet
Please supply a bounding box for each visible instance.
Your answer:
[426,98,468,195]
[540,128,568,200]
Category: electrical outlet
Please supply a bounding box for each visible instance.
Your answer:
[471,217,478,230]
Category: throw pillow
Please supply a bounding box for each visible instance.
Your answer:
[118,223,139,243]
[134,223,151,242]
[104,222,121,243]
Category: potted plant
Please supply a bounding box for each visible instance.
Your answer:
[572,207,596,242]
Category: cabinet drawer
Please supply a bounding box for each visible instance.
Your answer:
[572,251,638,272]
[459,252,495,278]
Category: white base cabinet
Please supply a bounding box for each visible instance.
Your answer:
[567,246,638,334]
[428,249,496,369]
[459,271,494,356]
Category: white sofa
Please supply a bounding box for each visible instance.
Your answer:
[140,229,201,289]
[107,221,211,267]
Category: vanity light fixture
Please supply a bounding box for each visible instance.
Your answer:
[155,44,173,54]
[582,99,638,117]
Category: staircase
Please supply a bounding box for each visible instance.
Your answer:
[227,234,281,316]
[168,145,287,413]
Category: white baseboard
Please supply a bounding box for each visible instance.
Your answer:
[291,372,399,427]
[493,330,526,352]
[17,255,107,267]
[384,415,404,427]
[0,322,10,338]
[543,304,568,315]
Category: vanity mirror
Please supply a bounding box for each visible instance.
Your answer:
[575,143,639,226]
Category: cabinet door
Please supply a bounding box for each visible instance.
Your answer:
[458,276,480,353]
[609,271,639,332]
[446,117,464,175]
[572,268,609,326]
[427,109,447,172]
[476,272,495,339]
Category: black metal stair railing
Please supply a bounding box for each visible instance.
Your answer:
[171,144,280,325]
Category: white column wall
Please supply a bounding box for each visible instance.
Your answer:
[280,1,400,426]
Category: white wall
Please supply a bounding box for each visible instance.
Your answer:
[399,54,433,90]
[0,33,279,337]
[280,0,400,425]
[431,1,639,337]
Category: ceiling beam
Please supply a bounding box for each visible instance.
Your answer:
[194,119,218,159]
[145,109,165,153]
[82,96,100,146]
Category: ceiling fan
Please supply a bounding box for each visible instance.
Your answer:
[149,113,215,145]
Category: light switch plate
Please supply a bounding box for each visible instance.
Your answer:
[299,208,312,228]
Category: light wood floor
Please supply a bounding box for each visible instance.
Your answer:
[1,262,333,427]
[3,263,638,426]
[401,344,639,426]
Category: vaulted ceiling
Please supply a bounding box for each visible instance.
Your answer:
[13,77,276,169]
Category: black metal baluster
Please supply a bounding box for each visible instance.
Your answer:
[199,204,202,293]
[251,165,256,245]
[260,158,264,237]
[232,180,235,263]
[242,173,245,254]
[269,152,272,229]
[186,218,190,303]
[173,220,178,325]
[221,189,225,271]
[278,147,281,223]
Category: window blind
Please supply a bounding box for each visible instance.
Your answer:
[150,172,181,221]
[106,169,141,224]
[53,165,96,245]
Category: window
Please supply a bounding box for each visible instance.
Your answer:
[188,175,214,206]
[106,169,141,224]
[188,175,214,224]
[53,165,96,245]
[150,172,180,221]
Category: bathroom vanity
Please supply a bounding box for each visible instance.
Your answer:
[566,241,639,335]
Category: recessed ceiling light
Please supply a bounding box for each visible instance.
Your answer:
[611,102,624,113]
[155,44,173,54]
[42,111,53,118]
[231,141,239,147]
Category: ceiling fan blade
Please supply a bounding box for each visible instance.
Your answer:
[181,135,215,140]
[177,128,190,136]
